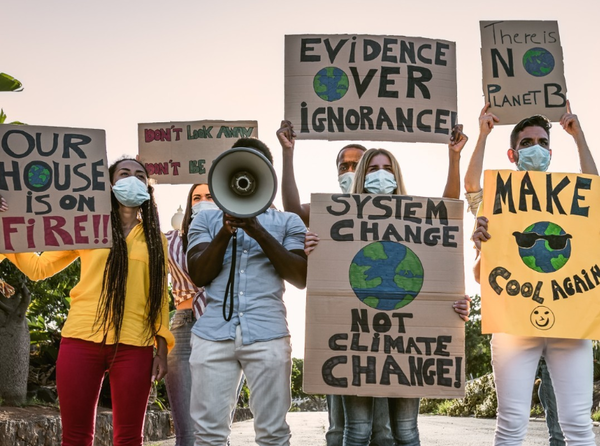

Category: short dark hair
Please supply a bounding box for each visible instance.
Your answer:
[510,115,551,150]
[232,137,273,164]
[336,143,367,166]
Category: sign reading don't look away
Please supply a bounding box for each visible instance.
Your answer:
[138,120,258,184]
[0,125,111,253]
[285,35,457,144]
[304,194,465,398]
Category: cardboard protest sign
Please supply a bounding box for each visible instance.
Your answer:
[138,120,258,184]
[285,35,457,144]
[304,193,465,398]
[480,170,600,339]
[0,125,111,252]
[480,21,567,124]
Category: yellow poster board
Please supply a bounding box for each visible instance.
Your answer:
[480,170,600,339]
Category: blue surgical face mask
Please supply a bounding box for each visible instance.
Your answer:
[364,169,397,194]
[111,176,150,207]
[191,200,219,218]
[338,172,355,193]
[516,145,551,172]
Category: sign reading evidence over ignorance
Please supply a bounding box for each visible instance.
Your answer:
[0,125,111,253]
[480,21,567,124]
[304,193,465,398]
[138,120,258,184]
[285,35,457,144]
[480,170,600,339]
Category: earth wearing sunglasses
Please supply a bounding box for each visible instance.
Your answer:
[512,221,572,273]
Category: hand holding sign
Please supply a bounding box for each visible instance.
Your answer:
[0,195,7,212]
[449,124,468,154]
[276,120,296,152]
[479,103,499,137]
[560,100,582,137]
[471,216,490,251]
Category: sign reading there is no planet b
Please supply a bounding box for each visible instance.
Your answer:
[480,21,567,124]
[285,35,457,144]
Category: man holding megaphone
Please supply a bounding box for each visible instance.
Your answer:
[186,137,308,446]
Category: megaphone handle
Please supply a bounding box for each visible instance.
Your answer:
[223,231,238,322]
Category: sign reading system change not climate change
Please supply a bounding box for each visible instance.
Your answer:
[304,194,465,398]
[285,35,457,144]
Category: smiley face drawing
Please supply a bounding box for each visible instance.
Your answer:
[530,306,555,330]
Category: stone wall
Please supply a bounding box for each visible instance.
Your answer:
[0,407,173,446]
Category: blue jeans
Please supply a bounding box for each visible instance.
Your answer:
[326,395,344,446]
[165,309,195,446]
[327,397,392,446]
[341,396,419,446]
[538,359,565,446]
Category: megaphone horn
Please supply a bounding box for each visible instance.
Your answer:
[208,147,278,218]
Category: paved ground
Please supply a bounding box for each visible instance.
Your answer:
[146,412,600,445]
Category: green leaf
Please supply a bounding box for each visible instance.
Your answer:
[0,73,23,92]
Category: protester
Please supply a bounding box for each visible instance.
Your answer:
[465,103,569,446]
[469,102,597,445]
[0,158,174,446]
[277,119,395,446]
[337,131,470,445]
[164,183,214,446]
[186,137,307,446]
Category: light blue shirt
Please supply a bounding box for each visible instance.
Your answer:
[187,208,306,345]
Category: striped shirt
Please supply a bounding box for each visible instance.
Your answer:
[165,230,206,318]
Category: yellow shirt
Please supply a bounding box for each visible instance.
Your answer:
[2,224,174,349]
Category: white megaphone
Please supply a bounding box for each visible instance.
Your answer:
[208,147,277,218]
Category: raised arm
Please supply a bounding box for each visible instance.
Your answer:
[464,103,499,193]
[442,124,468,198]
[278,120,311,226]
[560,100,598,176]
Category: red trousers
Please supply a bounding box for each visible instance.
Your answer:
[56,337,154,446]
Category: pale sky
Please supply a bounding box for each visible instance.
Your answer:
[3,0,600,357]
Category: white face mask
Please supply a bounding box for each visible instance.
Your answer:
[111,176,150,207]
[338,172,355,193]
[516,144,551,172]
[191,200,219,218]
[364,170,397,194]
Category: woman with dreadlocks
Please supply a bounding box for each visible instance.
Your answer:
[1,158,174,446]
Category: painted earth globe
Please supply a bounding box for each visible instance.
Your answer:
[515,221,571,273]
[313,67,349,102]
[349,241,424,311]
[522,47,555,77]
[27,164,51,189]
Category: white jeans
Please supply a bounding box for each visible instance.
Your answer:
[189,327,292,446]
[491,333,594,445]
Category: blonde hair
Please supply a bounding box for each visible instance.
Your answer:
[350,148,407,195]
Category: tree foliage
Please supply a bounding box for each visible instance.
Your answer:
[464,294,492,379]
[0,73,23,92]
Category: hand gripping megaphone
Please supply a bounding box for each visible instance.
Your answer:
[208,147,278,218]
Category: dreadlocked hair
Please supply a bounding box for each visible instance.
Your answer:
[94,158,166,346]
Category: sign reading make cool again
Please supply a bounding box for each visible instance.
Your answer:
[481,170,600,339]
[285,35,457,143]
